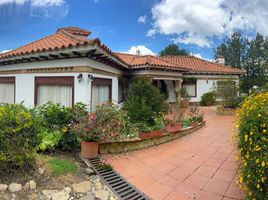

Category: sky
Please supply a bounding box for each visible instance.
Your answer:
[0,0,267,60]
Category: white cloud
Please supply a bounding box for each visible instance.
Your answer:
[148,0,268,47]
[138,15,147,24]
[31,0,65,7]
[0,49,11,53]
[0,0,65,6]
[125,45,156,56]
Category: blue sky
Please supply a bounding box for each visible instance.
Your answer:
[0,0,267,60]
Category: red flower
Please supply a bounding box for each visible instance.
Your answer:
[89,113,95,120]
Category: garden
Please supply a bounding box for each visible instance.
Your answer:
[0,77,205,199]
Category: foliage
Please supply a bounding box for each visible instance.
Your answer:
[159,44,189,56]
[37,102,72,131]
[182,118,191,128]
[48,158,77,176]
[38,130,63,152]
[235,92,268,199]
[124,77,166,127]
[0,104,41,174]
[97,161,113,171]
[189,106,204,123]
[216,79,239,108]
[200,91,217,106]
[180,87,191,101]
[215,32,268,92]
[71,103,138,142]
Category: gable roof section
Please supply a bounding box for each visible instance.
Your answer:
[161,56,245,75]
[115,52,188,71]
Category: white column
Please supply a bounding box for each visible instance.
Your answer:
[112,77,119,104]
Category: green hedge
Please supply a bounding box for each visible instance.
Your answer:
[200,91,217,106]
[235,92,268,199]
[0,104,41,174]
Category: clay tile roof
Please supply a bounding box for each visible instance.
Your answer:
[115,52,188,71]
[161,56,245,75]
[0,27,127,67]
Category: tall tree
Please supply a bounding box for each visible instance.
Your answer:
[215,32,247,69]
[215,32,268,93]
[159,44,189,56]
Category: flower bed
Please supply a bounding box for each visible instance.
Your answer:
[99,121,205,154]
[235,92,268,199]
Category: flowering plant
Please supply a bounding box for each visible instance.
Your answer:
[189,106,204,123]
[71,112,101,142]
[235,92,268,199]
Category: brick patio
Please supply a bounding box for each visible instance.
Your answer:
[104,107,244,200]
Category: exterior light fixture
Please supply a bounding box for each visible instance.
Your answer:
[77,74,83,82]
[88,74,94,81]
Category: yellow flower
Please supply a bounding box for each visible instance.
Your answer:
[257,184,260,189]
[261,161,265,167]
[239,177,243,183]
[258,114,261,117]
[256,159,259,164]
[262,129,267,134]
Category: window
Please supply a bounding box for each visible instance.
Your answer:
[35,77,74,107]
[0,77,15,104]
[183,80,197,97]
[92,78,111,110]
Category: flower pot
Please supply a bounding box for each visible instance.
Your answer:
[81,141,99,159]
[181,100,189,108]
[165,123,183,133]
[191,121,199,127]
[139,130,163,139]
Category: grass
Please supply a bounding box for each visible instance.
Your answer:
[48,158,77,176]
[37,154,77,176]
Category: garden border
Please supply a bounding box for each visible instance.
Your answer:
[99,121,205,154]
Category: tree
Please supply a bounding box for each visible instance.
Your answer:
[159,44,189,56]
[215,32,247,69]
[215,32,268,93]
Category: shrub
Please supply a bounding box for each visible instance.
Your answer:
[72,103,138,142]
[0,104,41,174]
[216,79,239,108]
[235,92,268,199]
[124,77,166,128]
[200,91,217,106]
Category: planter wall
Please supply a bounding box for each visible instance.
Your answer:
[99,121,205,154]
[165,124,182,133]
[139,130,163,139]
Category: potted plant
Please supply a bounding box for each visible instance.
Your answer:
[189,106,204,127]
[164,116,182,133]
[138,116,164,139]
[71,113,101,159]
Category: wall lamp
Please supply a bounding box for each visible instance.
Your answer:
[77,74,83,83]
[88,74,94,81]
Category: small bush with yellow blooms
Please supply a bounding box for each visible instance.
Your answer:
[235,92,268,199]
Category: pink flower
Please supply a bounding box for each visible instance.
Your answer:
[89,113,95,120]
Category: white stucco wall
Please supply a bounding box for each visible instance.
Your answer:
[0,58,120,108]
[183,75,240,102]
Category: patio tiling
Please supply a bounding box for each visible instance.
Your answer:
[104,107,244,200]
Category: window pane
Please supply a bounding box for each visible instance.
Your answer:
[0,83,15,104]
[92,85,110,110]
[183,84,196,97]
[37,85,72,107]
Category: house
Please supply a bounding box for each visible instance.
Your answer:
[0,27,244,109]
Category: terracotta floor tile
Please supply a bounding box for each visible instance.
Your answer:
[196,191,223,200]
[168,166,192,182]
[213,168,236,182]
[205,158,224,168]
[203,178,230,196]
[158,175,182,189]
[129,174,155,190]
[184,173,210,189]
[143,182,173,200]
[164,191,192,200]
[195,165,218,178]
[175,182,201,199]
[225,182,244,199]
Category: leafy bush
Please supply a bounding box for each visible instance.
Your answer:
[0,104,41,174]
[216,79,239,108]
[200,91,217,106]
[71,103,138,142]
[182,118,191,128]
[124,77,166,129]
[235,92,268,199]
[38,130,63,152]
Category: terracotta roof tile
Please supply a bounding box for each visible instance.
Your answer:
[115,52,187,71]
[161,56,245,75]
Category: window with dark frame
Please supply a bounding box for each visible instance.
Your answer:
[0,77,15,104]
[91,78,112,110]
[35,76,74,107]
[183,79,197,97]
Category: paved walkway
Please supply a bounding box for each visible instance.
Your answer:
[104,108,244,200]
